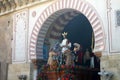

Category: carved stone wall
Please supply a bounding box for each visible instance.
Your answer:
[0,14,12,80]
[8,63,30,80]
[0,14,12,63]
[101,54,120,80]
[0,0,50,14]
[0,62,8,80]
[12,10,28,63]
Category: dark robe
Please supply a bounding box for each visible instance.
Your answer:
[74,50,83,66]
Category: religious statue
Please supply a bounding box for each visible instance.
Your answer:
[47,48,58,70]
[60,32,73,66]
[60,32,71,54]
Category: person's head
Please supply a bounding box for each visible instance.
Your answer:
[73,43,80,51]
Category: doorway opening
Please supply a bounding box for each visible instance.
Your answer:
[36,9,100,80]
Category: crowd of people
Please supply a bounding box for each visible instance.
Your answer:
[47,32,100,69]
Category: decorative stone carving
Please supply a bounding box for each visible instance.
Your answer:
[21,0,29,5]
[13,10,28,62]
[29,0,35,3]
[0,0,48,14]
[3,1,11,11]
[14,0,23,7]
[9,0,16,9]
[0,2,6,12]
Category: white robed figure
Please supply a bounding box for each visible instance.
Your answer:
[60,32,73,65]
[60,32,71,53]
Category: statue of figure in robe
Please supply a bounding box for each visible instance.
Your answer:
[60,32,73,66]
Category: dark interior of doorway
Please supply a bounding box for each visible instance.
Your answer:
[62,13,93,52]
[61,13,100,80]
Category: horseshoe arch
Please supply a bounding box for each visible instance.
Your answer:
[29,0,105,59]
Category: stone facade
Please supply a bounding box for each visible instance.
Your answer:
[0,14,12,63]
[0,0,52,14]
[8,63,30,80]
[101,54,120,80]
[0,14,13,80]
[0,62,8,80]
[0,0,120,80]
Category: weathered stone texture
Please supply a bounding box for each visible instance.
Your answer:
[8,63,30,80]
[0,14,12,63]
[0,62,8,80]
[101,54,120,80]
[0,14,13,80]
[0,0,50,14]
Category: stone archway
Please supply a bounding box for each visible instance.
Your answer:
[29,0,105,59]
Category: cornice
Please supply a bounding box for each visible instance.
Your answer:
[0,0,53,16]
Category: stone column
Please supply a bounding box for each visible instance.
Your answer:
[0,62,8,80]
